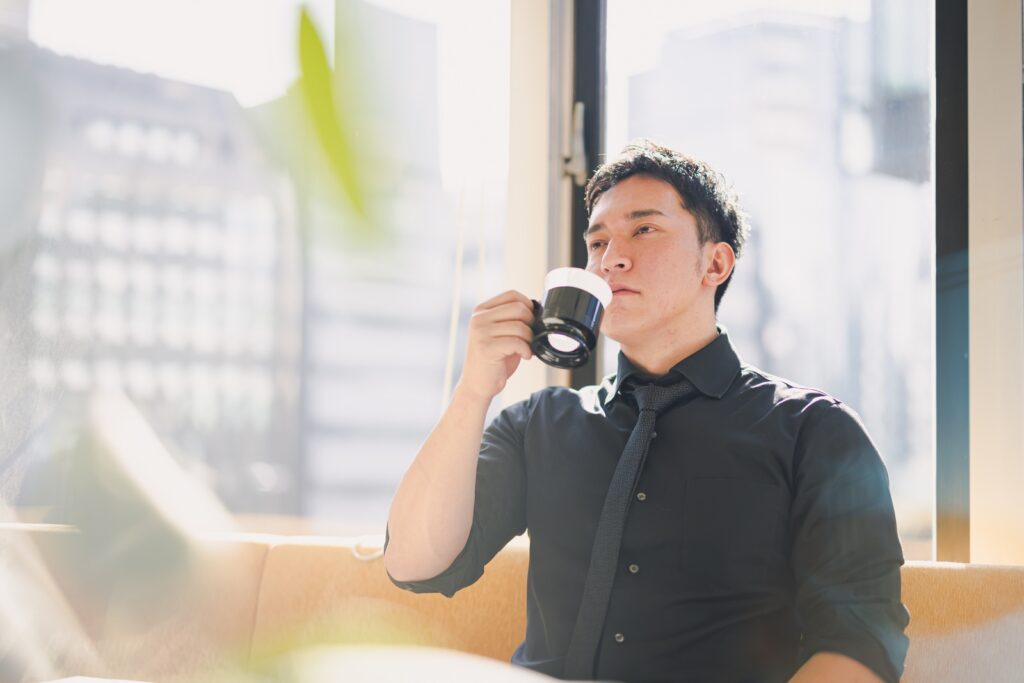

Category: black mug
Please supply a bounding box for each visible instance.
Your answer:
[530,267,612,368]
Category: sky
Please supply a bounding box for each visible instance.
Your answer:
[27,0,510,195]
[29,0,336,107]
[27,0,867,108]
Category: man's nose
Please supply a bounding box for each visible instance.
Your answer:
[601,242,631,272]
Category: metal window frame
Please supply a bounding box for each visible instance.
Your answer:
[935,0,970,562]
[568,0,606,390]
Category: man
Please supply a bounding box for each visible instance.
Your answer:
[385,141,909,682]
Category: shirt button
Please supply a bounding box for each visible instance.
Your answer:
[651,431,658,439]
[614,633,625,643]
[628,563,639,574]
[636,492,647,501]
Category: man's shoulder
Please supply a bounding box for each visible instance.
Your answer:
[499,382,608,420]
[731,366,876,460]
[531,383,605,411]
[509,384,586,404]
[734,363,848,415]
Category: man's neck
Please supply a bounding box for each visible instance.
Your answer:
[619,319,719,376]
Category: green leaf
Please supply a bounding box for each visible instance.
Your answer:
[297,7,369,225]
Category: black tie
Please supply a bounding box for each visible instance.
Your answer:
[563,379,698,680]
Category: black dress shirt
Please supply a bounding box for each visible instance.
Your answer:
[389,328,910,683]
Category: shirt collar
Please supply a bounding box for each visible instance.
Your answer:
[604,325,742,405]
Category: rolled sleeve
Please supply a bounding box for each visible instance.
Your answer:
[790,401,910,683]
[386,396,531,598]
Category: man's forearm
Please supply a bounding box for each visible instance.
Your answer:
[788,652,885,683]
[383,384,492,582]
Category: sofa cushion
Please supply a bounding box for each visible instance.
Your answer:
[901,561,1024,683]
[10,524,1024,682]
[95,534,270,682]
[249,536,528,671]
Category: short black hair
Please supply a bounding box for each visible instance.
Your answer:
[584,140,750,313]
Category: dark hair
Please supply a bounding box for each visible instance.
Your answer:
[584,140,750,313]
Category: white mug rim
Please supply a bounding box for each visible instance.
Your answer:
[543,267,612,306]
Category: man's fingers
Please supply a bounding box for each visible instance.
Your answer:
[489,336,533,361]
[474,289,534,314]
[472,300,535,325]
[485,320,534,343]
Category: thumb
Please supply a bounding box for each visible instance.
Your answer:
[504,354,522,378]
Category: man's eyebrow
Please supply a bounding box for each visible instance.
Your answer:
[627,208,667,220]
[584,209,667,237]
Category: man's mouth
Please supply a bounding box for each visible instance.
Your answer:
[610,284,639,296]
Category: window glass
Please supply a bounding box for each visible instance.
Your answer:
[605,0,934,558]
[1,0,509,536]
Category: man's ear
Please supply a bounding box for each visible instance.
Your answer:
[703,243,736,286]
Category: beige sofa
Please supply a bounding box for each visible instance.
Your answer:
[3,524,1023,682]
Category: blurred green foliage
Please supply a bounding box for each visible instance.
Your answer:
[247,4,393,246]
[297,7,368,224]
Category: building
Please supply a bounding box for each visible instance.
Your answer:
[0,37,303,515]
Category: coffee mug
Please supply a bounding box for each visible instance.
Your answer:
[530,267,612,368]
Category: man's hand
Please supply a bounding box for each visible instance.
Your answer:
[788,652,885,683]
[457,290,535,401]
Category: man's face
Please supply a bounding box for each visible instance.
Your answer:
[585,174,712,346]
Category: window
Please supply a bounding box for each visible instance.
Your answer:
[2,0,510,536]
[604,0,935,559]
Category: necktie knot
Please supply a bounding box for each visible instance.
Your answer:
[631,379,697,414]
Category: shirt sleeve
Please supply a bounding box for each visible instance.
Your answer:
[385,395,531,598]
[789,400,910,683]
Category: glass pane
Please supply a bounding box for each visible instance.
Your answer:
[1,0,509,536]
[605,0,934,559]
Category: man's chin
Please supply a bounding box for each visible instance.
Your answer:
[600,319,643,347]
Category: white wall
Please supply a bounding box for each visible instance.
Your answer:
[968,0,1024,563]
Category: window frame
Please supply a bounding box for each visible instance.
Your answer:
[568,0,1024,562]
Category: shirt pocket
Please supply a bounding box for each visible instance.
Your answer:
[680,477,788,591]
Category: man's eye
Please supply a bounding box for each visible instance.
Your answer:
[588,241,606,251]
[635,225,654,235]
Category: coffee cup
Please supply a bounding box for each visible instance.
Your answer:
[530,267,612,368]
